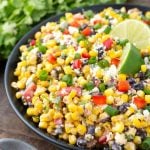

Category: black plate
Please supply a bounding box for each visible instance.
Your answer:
[5,4,150,150]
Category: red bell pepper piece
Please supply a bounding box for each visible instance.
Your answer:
[30,39,36,46]
[81,27,92,36]
[63,29,70,34]
[111,58,120,66]
[73,59,82,69]
[98,135,107,144]
[117,80,130,92]
[23,82,37,102]
[93,20,102,25]
[48,54,56,64]
[92,95,106,105]
[133,97,146,109]
[103,38,113,50]
[82,52,90,58]
[70,21,80,27]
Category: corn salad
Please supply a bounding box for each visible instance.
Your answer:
[12,7,150,150]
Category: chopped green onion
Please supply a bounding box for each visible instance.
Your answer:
[62,74,73,86]
[104,106,119,117]
[99,83,106,92]
[74,53,81,59]
[60,44,67,50]
[38,45,47,53]
[104,26,111,34]
[94,24,102,30]
[98,59,109,68]
[121,13,129,19]
[84,10,94,19]
[77,35,86,43]
[84,82,94,91]
[88,56,97,64]
[141,137,150,150]
[39,70,48,81]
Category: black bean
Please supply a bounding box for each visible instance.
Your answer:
[86,139,97,149]
[98,50,104,60]
[128,78,136,85]
[80,24,88,30]
[133,82,144,90]
[82,59,88,65]
[136,128,147,139]
[87,126,95,135]
[111,143,122,150]
[118,103,130,113]
[36,52,42,64]
[137,72,146,80]
[77,137,87,148]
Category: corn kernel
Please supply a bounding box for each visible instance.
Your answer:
[141,65,147,72]
[125,107,135,117]
[104,88,114,96]
[68,90,77,99]
[85,103,92,111]
[64,66,73,74]
[53,112,63,119]
[95,126,102,137]
[68,103,78,112]
[112,122,124,133]
[118,74,127,81]
[27,108,35,116]
[134,136,141,144]
[78,77,87,86]
[70,128,77,135]
[57,58,65,65]
[77,106,84,115]
[71,112,80,121]
[106,96,114,104]
[68,135,76,145]
[48,86,57,92]
[65,57,73,65]
[59,81,67,88]
[77,124,86,135]
[39,121,48,129]
[45,63,53,72]
[88,114,97,122]
[89,50,98,57]
[35,32,41,40]
[32,116,39,123]
[16,92,22,99]
[121,94,129,102]
[34,101,43,112]
[145,95,150,104]
[47,126,53,133]
[82,65,90,74]
[46,40,56,48]
[137,90,145,98]
[95,69,103,78]
[124,142,136,150]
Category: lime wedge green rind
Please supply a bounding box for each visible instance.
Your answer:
[118,43,144,75]
[110,19,150,49]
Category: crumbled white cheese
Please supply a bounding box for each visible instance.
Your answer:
[130,103,138,110]
[143,109,150,117]
[115,133,127,145]
[68,26,79,34]
[105,65,117,78]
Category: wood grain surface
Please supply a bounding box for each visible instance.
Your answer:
[0,1,150,150]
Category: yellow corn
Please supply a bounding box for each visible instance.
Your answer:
[112,122,124,133]
[57,58,65,65]
[59,81,67,88]
[65,57,73,65]
[95,126,102,137]
[82,65,90,74]
[134,136,141,144]
[68,103,78,112]
[95,69,103,78]
[53,112,63,119]
[39,121,48,129]
[89,50,98,57]
[118,74,127,81]
[77,106,84,115]
[40,114,50,122]
[145,95,150,104]
[77,124,86,135]
[47,126,53,133]
[70,128,77,135]
[16,92,22,99]
[68,90,77,99]
[78,77,87,86]
[68,135,76,145]
[27,108,35,116]
[44,63,53,72]
[35,32,41,40]
[141,65,147,72]
[137,90,145,98]
[71,112,80,121]
[125,107,135,117]
[104,88,114,96]
[64,66,73,74]
[32,116,39,123]
[46,40,56,48]
[121,94,129,102]
[106,96,114,104]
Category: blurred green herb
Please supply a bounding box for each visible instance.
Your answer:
[0,0,126,59]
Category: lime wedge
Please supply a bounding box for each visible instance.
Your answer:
[118,43,144,75]
[110,19,150,49]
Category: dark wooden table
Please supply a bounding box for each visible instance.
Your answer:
[0,1,149,150]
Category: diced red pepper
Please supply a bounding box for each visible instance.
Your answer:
[73,59,82,69]
[48,54,56,64]
[81,27,92,36]
[82,52,90,58]
[23,82,37,102]
[63,29,70,34]
[111,58,120,66]
[133,97,146,109]
[93,20,102,25]
[70,21,80,27]
[103,38,113,50]
[117,80,130,92]
[98,135,107,144]
[57,87,82,97]
[30,39,36,46]
[92,95,106,105]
